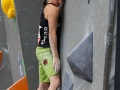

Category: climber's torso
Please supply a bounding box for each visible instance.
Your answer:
[38,3,61,48]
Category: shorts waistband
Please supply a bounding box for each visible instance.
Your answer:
[36,46,51,52]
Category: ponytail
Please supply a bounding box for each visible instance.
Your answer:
[43,0,47,7]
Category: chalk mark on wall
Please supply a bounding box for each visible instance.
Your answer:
[17,52,23,77]
[0,16,2,22]
[88,0,90,4]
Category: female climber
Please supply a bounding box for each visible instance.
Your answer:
[36,0,63,90]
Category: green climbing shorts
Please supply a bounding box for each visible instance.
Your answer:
[36,46,59,82]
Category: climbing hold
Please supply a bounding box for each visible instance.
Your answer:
[67,31,93,83]
[1,0,16,19]
[7,76,29,90]
[62,71,74,90]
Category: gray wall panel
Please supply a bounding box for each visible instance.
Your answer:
[0,3,13,90]
[60,0,110,90]
[19,28,39,90]
[3,16,25,83]
[12,0,116,90]
[14,0,43,89]
[15,0,42,29]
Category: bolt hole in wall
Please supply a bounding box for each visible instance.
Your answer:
[88,0,90,4]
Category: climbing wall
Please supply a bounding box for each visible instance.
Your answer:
[0,3,13,90]
[0,0,117,89]
[14,0,43,89]
[60,0,116,90]
[0,1,25,90]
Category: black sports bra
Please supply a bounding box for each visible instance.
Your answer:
[46,3,58,7]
